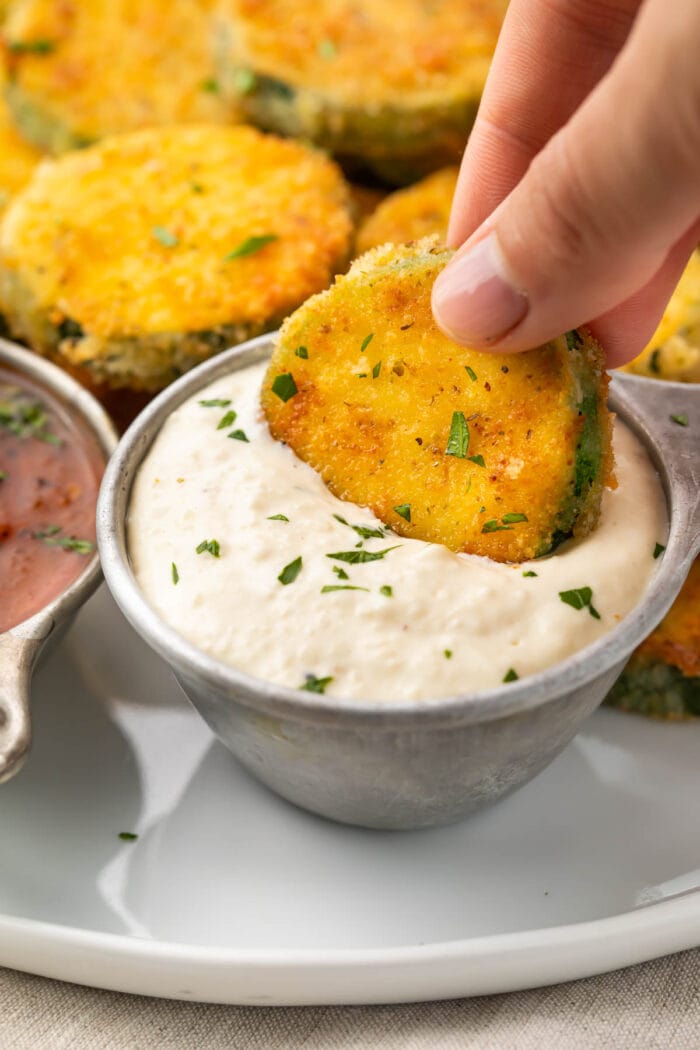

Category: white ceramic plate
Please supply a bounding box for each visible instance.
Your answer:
[1,588,699,1005]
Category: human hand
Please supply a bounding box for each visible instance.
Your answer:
[431,0,700,367]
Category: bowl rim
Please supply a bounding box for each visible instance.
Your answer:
[0,337,118,641]
[97,334,693,728]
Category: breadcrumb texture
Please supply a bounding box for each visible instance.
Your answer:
[0,56,41,214]
[0,124,353,390]
[262,240,613,563]
[356,166,457,254]
[215,0,507,179]
[624,250,700,383]
[3,0,233,152]
[606,559,700,719]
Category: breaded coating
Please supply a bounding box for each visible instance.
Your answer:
[0,125,352,390]
[606,559,699,719]
[0,55,41,214]
[215,0,508,182]
[624,250,700,383]
[3,0,233,153]
[261,240,613,563]
[356,167,458,254]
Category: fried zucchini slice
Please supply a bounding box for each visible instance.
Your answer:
[356,167,458,254]
[215,0,507,183]
[261,240,613,563]
[606,559,699,719]
[3,0,233,153]
[624,250,700,383]
[0,125,352,391]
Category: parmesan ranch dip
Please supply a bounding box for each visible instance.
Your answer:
[128,361,667,701]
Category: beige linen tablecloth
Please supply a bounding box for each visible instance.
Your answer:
[1,950,698,1049]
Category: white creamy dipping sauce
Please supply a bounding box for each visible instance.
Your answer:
[129,361,667,701]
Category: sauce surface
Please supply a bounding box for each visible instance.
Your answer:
[129,362,667,702]
[0,364,104,631]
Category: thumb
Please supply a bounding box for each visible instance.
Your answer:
[432,0,700,363]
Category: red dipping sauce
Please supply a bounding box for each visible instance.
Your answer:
[0,364,105,632]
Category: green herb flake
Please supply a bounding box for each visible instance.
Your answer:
[300,673,333,694]
[271,372,298,402]
[445,411,469,458]
[653,542,666,559]
[171,562,179,585]
[321,584,369,593]
[360,333,374,352]
[294,345,309,359]
[278,556,302,585]
[0,471,6,482]
[380,585,393,597]
[444,649,453,659]
[152,225,179,248]
[33,527,94,555]
[224,234,278,261]
[191,182,205,194]
[118,831,138,842]
[670,413,688,426]
[196,538,221,558]
[333,566,350,580]
[649,349,661,375]
[0,388,61,445]
[467,454,485,468]
[200,77,219,93]
[559,586,601,620]
[228,429,249,442]
[199,398,231,407]
[317,38,337,59]
[393,504,411,522]
[502,512,528,525]
[332,514,386,540]
[8,38,54,54]
[268,514,289,522]
[356,373,367,378]
[481,519,511,533]
[233,68,257,94]
[465,365,477,382]
[503,668,519,683]
[216,409,237,429]
[523,570,538,577]
[372,361,382,379]
[326,545,400,564]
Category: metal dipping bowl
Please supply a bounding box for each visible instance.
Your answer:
[97,335,699,829]
[0,339,117,783]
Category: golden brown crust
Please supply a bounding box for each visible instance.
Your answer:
[261,239,613,563]
[636,559,700,678]
[355,167,457,254]
[0,54,41,213]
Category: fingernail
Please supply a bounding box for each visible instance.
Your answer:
[432,232,528,344]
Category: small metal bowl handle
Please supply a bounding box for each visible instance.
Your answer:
[610,372,700,566]
[0,633,43,783]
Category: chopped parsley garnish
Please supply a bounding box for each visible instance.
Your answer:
[224,234,278,261]
[523,570,538,577]
[444,649,453,659]
[465,365,477,382]
[649,349,661,374]
[294,345,309,359]
[380,585,393,597]
[559,586,601,619]
[670,413,688,426]
[171,562,179,585]
[268,514,289,522]
[372,361,382,378]
[8,38,54,54]
[191,182,205,194]
[228,429,249,442]
[503,668,519,683]
[653,542,666,559]
[0,471,6,482]
[481,519,511,533]
[321,584,369,593]
[196,538,221,558]
[118,832,138,842]
[360,333,374,352]
[199,398,231,407]
[152,225,179,248]
[445,411,469,458]
[332,513,386,540]
[300,673,333,694]
[467,454,485,467]
[356,373,368,378]
[393,504,411,522]
[0,388,61,445]
[333,565,350,579]
[317,38,337,59]
[271,372,298,402]
[278,556,302,585]
[233,68,257,94]
[217,409,237,429]
[33,526,94,555]
[200,77,219,93]
[501,512,528,525]
[326,546,400,564]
